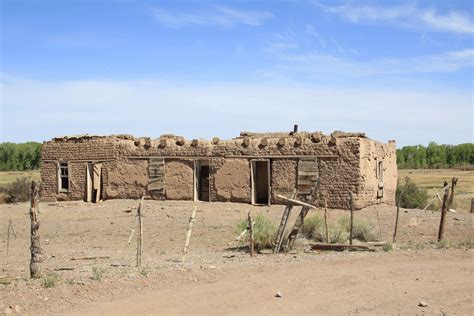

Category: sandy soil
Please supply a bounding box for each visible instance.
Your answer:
[1,199,473,315]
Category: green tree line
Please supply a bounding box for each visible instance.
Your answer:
[397,142,474,169]
[0,142,42,171]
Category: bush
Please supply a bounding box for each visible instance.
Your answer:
[0,177,32,203]
[383,242,393,252]
[91,266,105,281]
[337,216,376,242]
[42,272,60,288]
[301,214,324,239]
[396,177,428,209]
[236,214,277,251]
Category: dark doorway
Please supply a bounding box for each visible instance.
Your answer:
[194,160,210,201]
[251,160,270,205]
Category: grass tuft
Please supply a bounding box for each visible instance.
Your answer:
[42,272,60,288]
[91,266,105,281]
[236,213,277,251]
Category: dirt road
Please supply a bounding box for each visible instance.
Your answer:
[67,250,473,315]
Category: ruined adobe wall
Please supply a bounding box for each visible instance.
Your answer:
[271,159,297,204]
[40,136,116,201]
[358,138,397,207]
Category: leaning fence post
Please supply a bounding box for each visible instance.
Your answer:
[248,211,255,257]
[30,181,41,278]
[182,206,197,262]
[437,181,450,242]
[393,191,402,243]
[349,192,354,245]
[136,196,144,267]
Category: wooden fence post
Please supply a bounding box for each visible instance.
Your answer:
[323,193,330,244]
[248,211,255,257]
[30,181,41,278]
[349,192,354,245]
[274,189,297,254]
[182,206,197,262]
[437,181,449,242]
[136,197,144,267]
[393,191,402,243]
[438,178,457,242]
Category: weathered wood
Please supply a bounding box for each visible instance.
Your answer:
[136,197,144,267]
[349,191,354,245]
[274,190,297,254]
[6,218,17,256]
[438,178,457,242]
[277,138,285,146]
[260,138,268,147]
[212,137,220,145]
[175,137,185,146]
[242,137,250,147]
[323,194,330,244]
[285,179,320,251]
[393,191,401,243]
[310,243,374,252]
[182,206,197,262]
[191,139,199,147]
[437,181,450,242]
[276,194,317,209]
[30,181,41,279]
[248,211,255,257]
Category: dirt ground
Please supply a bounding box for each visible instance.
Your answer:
[1,199,473,315]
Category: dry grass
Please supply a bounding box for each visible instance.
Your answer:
[0,170,40,187]
[398,169,474,212]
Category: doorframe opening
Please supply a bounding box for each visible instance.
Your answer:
[250,159,271,205]
[194,159,210,202]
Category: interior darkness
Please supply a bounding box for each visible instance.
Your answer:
[255,161,269,204]
[198,165,210,201]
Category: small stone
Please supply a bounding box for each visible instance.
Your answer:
[208,265,216,269]
[418,301,428,307]
[275,291,282,298]
[14,305,21,313]
[44,297,49,301]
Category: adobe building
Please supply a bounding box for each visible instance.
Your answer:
[40,130,397,209]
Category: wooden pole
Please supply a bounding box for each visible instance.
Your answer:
[323,193,330,244]
[437,181,450,242]
[274,190,297,254]
[438,178,457,242]
[393,191,401,243]
[248,211,255,257]
[285,179,320,250]
[182,206,197,262]
[30,181,41,278]
[136,197,144,267]
[349,192,354,245]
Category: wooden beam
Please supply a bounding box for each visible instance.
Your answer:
[310,243,374,252]
[276,194,317,209]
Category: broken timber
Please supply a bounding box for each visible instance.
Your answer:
[276,195,318,209]
[310,243,374,252]
[284,179,320,251]
[273,189,297,254]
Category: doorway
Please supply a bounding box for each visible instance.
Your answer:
[251,160,270,205]
[86,162,102,203]
[194,160,210,201]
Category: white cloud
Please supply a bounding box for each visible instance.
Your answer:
[150,6,273,28]
[316,2,474,34]
[1,76,472,146]
[269,49,474,78]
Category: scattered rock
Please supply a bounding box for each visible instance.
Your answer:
[258,249,273,255]
[14,305,21,313]
[418,301,428,307]
[275,291,282,298]
[208,265,216,270]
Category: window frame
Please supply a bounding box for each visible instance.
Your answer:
[58,161,70,193]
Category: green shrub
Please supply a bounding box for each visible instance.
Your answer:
[328,226,349,244]
[236,214,277,251]
[383,242,393,252]
[301,214,324,239]
[0,177,32,203]
[42,272,60,288]
[337,216,376,242]
[91,266,105,281]
[396,177,429,209]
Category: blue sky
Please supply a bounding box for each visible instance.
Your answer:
[1,0,473,146]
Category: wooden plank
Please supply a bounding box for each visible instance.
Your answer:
[276,195,317,209]
[298,171,318,176]
[310,243,374,252]
[274,190,297,254]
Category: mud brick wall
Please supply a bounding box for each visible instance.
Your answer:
[164,159,194,200]
[106,159,147,199]
[358,138,397,207]
[271,159,297,204]
[214,158,250,203]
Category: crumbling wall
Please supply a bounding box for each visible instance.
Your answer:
[358,138,397,207]
[164,159,194,200]
[214,158,250,203]
[271,159,297,204]
[40,137,116,201]
[106,159,148,199]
